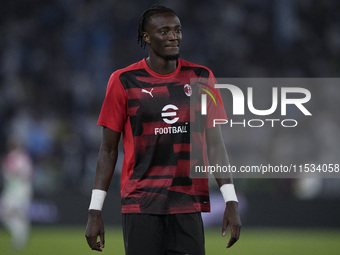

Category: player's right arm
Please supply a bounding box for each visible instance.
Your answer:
[85,127,121,251]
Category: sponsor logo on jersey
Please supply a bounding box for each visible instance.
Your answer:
[154,125,188,135]
[154,104,188,135]
[161,104,179,124]
[141,88,154,97]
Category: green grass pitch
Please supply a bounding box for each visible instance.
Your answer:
[1,226,340,254]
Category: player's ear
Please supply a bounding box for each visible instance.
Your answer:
[143,32,150,44]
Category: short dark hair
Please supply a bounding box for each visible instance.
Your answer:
[137,4,177,49]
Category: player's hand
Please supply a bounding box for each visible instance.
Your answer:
[85,210,105,252]
[222,201,241,248]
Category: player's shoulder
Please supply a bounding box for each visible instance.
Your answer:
[179,59,214,76]
[109,59,145,79]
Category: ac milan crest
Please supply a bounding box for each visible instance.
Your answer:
[184,84,192,97]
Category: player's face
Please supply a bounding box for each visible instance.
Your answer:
[144,12,182,60]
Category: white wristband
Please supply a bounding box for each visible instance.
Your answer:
[220,184,238,203]
[89,189,107,211]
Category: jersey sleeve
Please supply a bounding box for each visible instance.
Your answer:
[97,72,128,132]
[205,70,227,129]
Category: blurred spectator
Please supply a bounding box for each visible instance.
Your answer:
[0,136,34,251]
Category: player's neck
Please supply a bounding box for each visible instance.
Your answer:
[146,56,178,75]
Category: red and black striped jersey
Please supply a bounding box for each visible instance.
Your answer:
[98,58,226,214]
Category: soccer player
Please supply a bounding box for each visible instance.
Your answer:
[85,5,241,254]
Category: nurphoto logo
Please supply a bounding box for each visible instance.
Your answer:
[197,79,312,128]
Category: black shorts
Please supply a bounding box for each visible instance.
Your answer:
[122,213,205,255]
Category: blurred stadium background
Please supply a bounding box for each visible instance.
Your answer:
[1,0,340,254]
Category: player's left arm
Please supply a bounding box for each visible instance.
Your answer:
[206,125,241,248]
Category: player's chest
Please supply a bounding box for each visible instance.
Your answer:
[125,82,193,123]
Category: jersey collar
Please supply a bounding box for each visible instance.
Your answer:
[143,58,182,79]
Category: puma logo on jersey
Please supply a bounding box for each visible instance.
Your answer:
[141,88,154,97]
